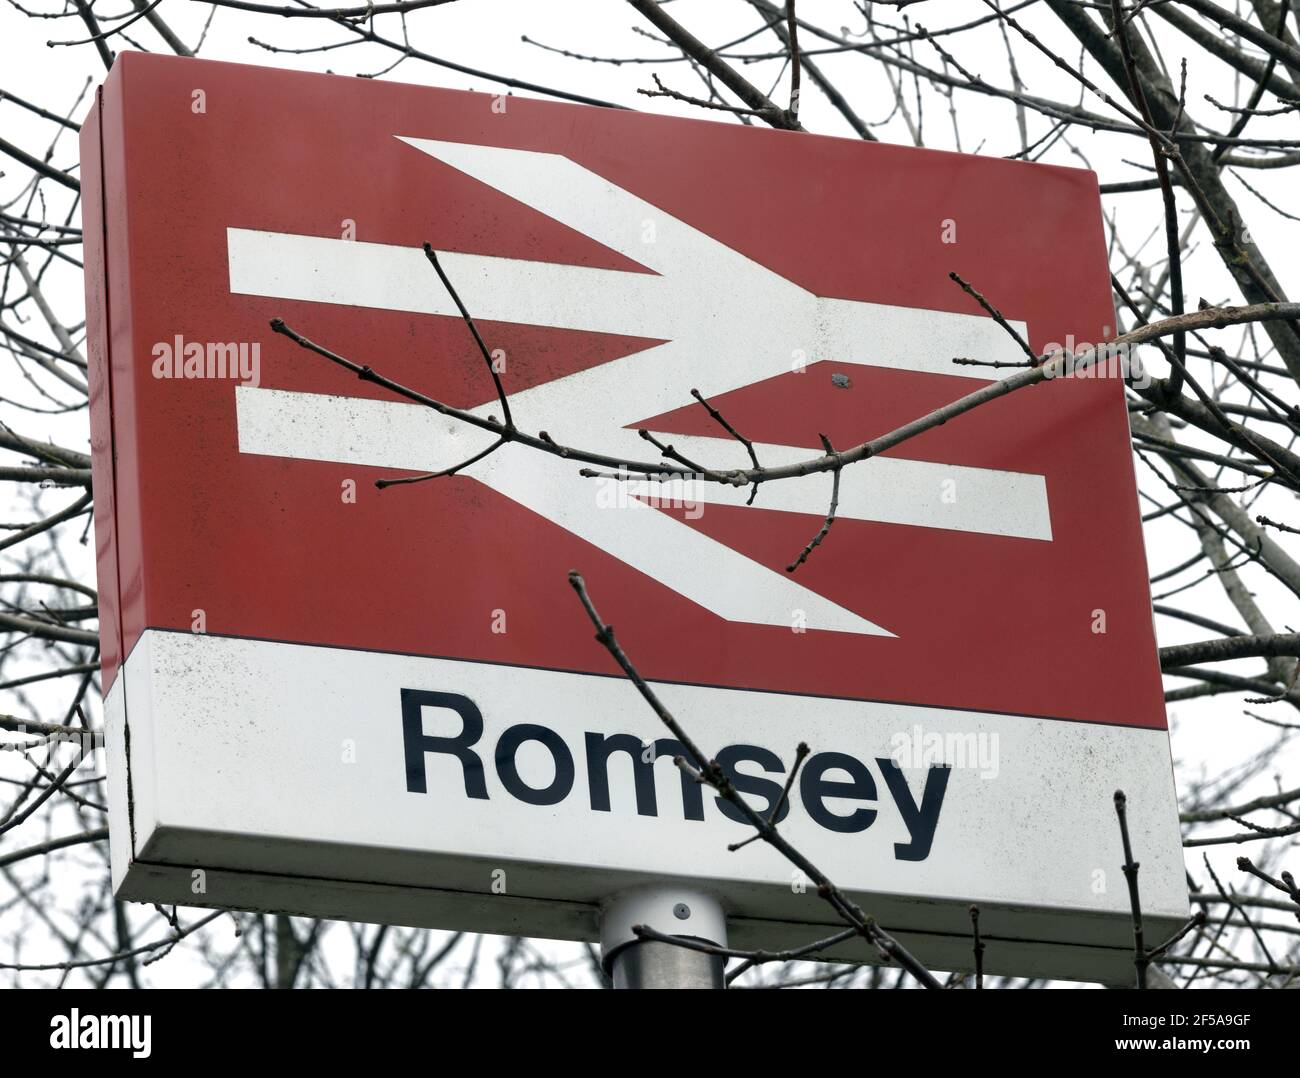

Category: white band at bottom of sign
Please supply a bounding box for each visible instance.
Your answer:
[102,629,1187,981]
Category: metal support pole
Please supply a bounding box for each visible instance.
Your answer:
[600,886,727,989]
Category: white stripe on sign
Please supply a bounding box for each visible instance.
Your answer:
[237,387,1048,547]
[635,434,1051,541]
[228,226,1030,384]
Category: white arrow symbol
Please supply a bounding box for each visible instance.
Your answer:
[228,138,1051,636]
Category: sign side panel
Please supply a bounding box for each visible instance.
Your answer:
[79,91,122,685]
[104,676,132,890]
[84,64,148,883]
[82,84,138,883]
[119,631,161,882]
[99,57,150,675]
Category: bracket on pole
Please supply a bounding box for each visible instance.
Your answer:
[600,886,728,989]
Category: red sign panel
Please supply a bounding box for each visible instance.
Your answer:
[86,52,1160,731]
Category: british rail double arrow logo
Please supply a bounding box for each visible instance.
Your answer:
[227,138,1051,636]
